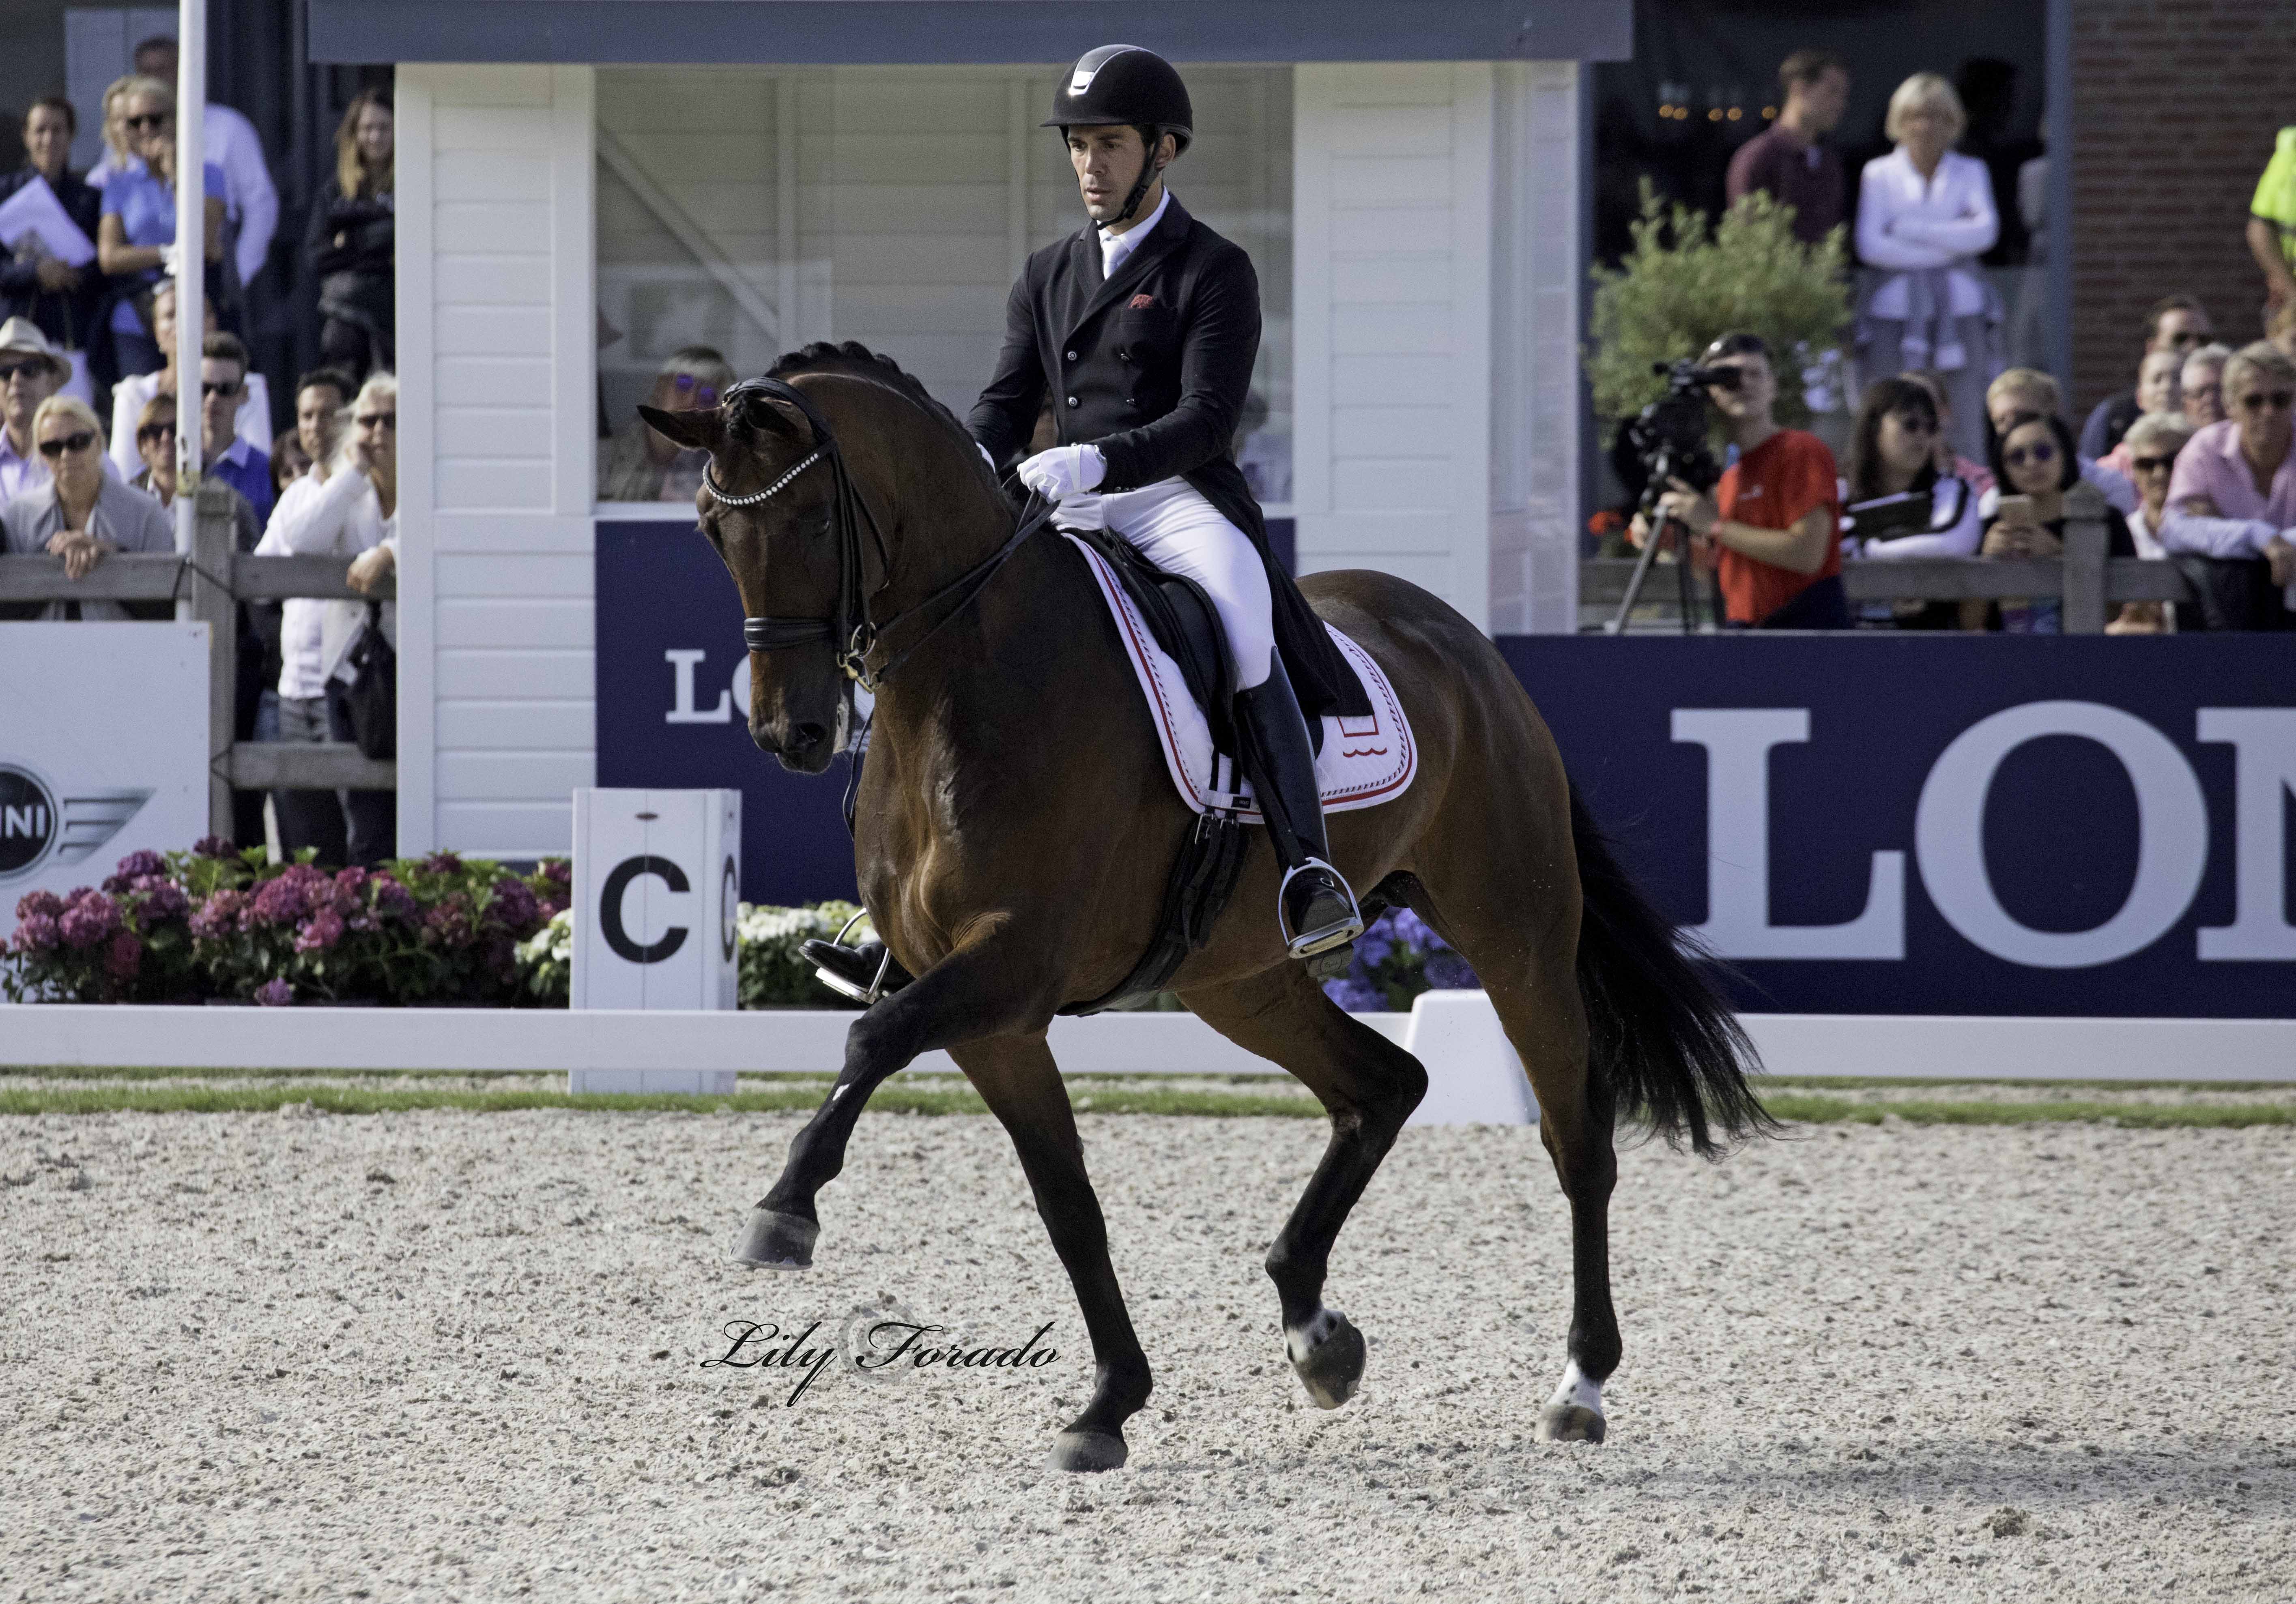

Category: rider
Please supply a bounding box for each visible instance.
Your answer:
[811,45,1369,1003]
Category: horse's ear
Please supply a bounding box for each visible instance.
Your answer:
[638,403,720,452]
[733,390,815,447]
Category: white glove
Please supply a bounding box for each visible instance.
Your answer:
[1016,444,1107,502]
[157,242,183,281]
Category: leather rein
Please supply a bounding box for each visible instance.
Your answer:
[711,375,1053,697]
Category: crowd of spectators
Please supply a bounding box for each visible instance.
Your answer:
[1660,48,2296,633]
[1,44,401,863]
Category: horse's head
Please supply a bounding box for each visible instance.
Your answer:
[643,383,855,774]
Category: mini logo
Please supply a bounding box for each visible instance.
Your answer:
[0,764,151,881]
[1128,293,1155,310]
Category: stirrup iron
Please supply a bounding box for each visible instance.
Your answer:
[1279,857,1365,962]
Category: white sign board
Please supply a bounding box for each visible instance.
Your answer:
[570,788,741,1095]
[1,624,208,923]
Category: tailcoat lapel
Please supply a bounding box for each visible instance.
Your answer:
[1062,197,1195,345]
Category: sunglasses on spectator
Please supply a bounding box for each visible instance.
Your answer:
[671,374,720,406]
[201,378,244,398]
[2004,441,2057,469]
[2129,455,2176,474]
[1891,412,1936,435]
[124,112,170,131]
[137,420,177,445]
[37,430,96,458]
[2167,331,2206,350]
[354,411,396,430]
[2239,389,2295,412]
[0,360,49,383]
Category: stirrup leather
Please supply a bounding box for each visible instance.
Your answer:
[1278,858,1365,960]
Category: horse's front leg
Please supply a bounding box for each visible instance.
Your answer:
[948,1034,1152,1472]
[732,930,1048,1269]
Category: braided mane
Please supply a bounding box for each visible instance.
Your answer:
[766,341,1006,505]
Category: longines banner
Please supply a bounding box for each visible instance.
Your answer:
[0,623,208,912]
[599,521,2295,1017]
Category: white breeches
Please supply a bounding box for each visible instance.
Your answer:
[1056,477,1276,689]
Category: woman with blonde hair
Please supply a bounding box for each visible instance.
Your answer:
[94,76,226,376]
[1854,72,2002,462]
[303,88,396,380]
[0,394,174,620]
[86,76,141,189]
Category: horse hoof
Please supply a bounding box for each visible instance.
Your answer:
[1047,1429,1129,1473]
[730,1208,818,1270]
[1286,1309,1367,1411]
[1536,1403,1607,1444]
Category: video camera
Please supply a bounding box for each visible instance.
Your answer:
[1616,358,1736,511]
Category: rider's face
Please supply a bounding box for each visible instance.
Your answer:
[1067,125,1163,223]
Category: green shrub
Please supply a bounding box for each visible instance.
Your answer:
[737,901,873,1010]
[1586,184,1851,434]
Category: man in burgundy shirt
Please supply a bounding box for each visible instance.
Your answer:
[1726,50,1851,246]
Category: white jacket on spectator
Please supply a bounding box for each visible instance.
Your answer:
[1855,148,2000,319]
[0,474,176,620]
[255,462,396,694]
[107,368,272,482]
[1846,474,1984,560]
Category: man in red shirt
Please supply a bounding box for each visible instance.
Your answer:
[1633,331,1846,628]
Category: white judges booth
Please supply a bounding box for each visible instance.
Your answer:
[306,0,1629,863]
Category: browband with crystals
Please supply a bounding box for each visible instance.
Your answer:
[704,448,824,507]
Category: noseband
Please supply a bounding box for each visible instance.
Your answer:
[713,374,1052,698]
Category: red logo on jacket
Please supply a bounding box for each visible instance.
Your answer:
[1127,294,1156,309]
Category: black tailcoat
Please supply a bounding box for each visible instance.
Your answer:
[967,195,1367,718]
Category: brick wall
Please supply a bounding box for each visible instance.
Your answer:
[2071,0,2296,414]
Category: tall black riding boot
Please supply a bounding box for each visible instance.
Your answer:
[1236,661,1365,977]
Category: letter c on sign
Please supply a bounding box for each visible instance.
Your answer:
[600,855,690,964]
[1914,701,2207,968]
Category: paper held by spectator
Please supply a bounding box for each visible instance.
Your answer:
[0,175,97,267]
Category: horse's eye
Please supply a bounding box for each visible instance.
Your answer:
[791,511,832,539]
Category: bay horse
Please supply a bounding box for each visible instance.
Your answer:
[642,342,1770,1473]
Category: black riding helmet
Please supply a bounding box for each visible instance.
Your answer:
[1045,44,1194,228]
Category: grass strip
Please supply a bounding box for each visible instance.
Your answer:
[1761,1093,2296,1129]
[0,1082,1324,1119]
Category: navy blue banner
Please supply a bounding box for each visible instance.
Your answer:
[598,526,2295,1016]
[1503,636,2296,1019]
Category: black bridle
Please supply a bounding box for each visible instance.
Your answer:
[712,374,1053,698]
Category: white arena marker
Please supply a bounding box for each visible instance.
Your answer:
[1402,990,1537,1126]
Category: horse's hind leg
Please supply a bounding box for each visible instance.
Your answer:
[1179,964,1427,1410]
[1404,861,1619,1442]
[950,1035,1152,1473]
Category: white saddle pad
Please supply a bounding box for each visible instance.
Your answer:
[1063,531,1418,819]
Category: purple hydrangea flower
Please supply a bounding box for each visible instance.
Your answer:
[105,929,142,980]
[254,978,295,1006]
[102,850,168,893]
[189,888,247,941]
[294,909,346,953]
[130,875,190,922]
[537,858,571,889]
[369,874,416,920]
[10,913,60,952]
[15,889,63,923]
[192,835,239,860]
[58,891,122,950]
[246,865,329,930]
[1321,977,1389,1013]
[421,850,463,876]
[487,876,539,931]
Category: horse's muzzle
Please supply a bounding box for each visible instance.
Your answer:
[754,718,835,774]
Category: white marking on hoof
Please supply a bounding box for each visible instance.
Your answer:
[1547,1358,1604,1419]
[1285,1308,1344,1366]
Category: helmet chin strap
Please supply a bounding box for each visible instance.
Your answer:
[1098,128,1164,233]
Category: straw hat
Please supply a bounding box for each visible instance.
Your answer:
[0,318,67,378]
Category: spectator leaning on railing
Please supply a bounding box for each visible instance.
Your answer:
[0,394,172,621]
[255,371,398,867]
[1854,73,2001,463]
[1841,376,1982,630]
[2107,411,2197,636]
[1631,331,1847,629]
[2158,341,2296,631]
[2079,294,2212,460]
[305,89,396,382]
[1981,409,2136,634]
[1982,367,2137,516]
[0,98,103,399]
[2180,343,2231,429]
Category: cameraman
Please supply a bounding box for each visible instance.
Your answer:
[1632,332,1847,628]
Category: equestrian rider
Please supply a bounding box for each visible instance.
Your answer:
[973,44,1370,974]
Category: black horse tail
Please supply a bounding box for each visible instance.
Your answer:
[1569,782,1776,1157]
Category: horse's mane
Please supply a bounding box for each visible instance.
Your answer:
[767,340,1007,507]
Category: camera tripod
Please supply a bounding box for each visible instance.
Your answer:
[1605,500,1722,635]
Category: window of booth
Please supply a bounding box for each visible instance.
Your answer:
[595,66,1294,513]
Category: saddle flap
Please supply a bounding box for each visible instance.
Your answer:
[1070,526,1239,754]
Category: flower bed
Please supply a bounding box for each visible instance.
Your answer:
[10,847,1479,1011]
